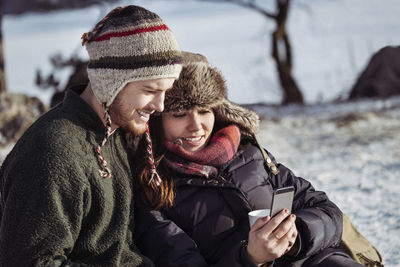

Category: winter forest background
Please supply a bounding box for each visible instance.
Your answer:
[1,0,400,266]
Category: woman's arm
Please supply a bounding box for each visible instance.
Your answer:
[134,204,258,267]
[268,152,343,259]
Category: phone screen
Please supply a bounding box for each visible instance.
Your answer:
[270,186,295,218]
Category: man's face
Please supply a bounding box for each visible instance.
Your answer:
[109,78,175,135]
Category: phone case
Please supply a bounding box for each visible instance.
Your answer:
[270,186,295,218]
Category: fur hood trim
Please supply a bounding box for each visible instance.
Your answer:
[214,100,259,135]
[163,55,259,135]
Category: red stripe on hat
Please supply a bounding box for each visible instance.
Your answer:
[93,24,170,42]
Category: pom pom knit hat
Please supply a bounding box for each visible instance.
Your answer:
[82,5,182,107]
[81,5,182,179]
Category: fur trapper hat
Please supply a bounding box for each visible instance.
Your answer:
[164,52,259,135]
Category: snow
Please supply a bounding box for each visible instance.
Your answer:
[256,97,400,267]
[2,0,400,265]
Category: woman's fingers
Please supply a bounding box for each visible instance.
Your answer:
[250,215,271,232]
[269,213,297,253]
[250,209,292,235]
[246,212,297,265]
[260,209,291,233]
[270,212,295,239]
[284,224,298,254]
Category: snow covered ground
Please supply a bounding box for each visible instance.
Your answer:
[256,97,400,267]
[1,96,398,266]
[2,0,400,266]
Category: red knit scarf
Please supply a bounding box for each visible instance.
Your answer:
[163,125,241,178]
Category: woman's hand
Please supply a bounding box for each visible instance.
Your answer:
[246,209,298,266]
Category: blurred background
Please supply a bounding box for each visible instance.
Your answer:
[1,0,400,266]
[2,0,400,106]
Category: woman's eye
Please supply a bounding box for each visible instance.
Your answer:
[199,109,211,114]
[172,113,186,118]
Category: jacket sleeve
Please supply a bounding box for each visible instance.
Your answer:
[135,204,258,267]
[268,151,343,260]
[0,141,89,266]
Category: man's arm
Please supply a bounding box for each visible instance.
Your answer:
[0,144,89,266]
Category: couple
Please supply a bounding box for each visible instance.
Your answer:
[0,5,363,267]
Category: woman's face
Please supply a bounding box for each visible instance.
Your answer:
[162,107,215,152]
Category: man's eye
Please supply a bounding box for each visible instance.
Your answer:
[143,87,158,94]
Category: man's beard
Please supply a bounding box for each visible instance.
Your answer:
[123,120,146,136]
[108,105,147,136]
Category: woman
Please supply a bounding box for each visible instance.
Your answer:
[132,52,363,267]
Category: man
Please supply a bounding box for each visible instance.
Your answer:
[0,5,181,266]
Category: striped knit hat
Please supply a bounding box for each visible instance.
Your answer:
[81,5,181,180]
[82,5,182,107]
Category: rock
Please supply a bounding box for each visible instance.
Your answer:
[349,46,400,99]
[50,59,89,107]
[0,92,47,147]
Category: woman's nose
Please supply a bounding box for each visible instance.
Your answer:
[187,114,202,131]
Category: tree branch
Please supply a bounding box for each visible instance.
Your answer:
[197,0,276,19]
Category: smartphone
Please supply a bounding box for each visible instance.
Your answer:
[270,186,295,218]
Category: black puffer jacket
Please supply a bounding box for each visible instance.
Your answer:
[135,138,344,267]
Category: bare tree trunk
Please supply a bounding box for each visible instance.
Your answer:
[271,0,303,104]
[0,0,6,93]
[200,0,303,104]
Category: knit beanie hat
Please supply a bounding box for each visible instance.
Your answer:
[81,5,182,180]
[82,5,182,107]
[163,52,259,136]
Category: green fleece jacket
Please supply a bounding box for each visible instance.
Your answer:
[0,86,153,267]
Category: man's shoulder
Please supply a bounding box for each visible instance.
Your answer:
[0,109,97,186]
[20,109,79,142]
[6,107,95,164]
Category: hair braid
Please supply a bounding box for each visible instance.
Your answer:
[145,122,162,186]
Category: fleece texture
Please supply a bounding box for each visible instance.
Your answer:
[0,86,152,266]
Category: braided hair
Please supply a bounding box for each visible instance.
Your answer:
[145,122,162,186]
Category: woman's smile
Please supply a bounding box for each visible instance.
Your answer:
[162,107,215,152]
[181,135,204,146]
